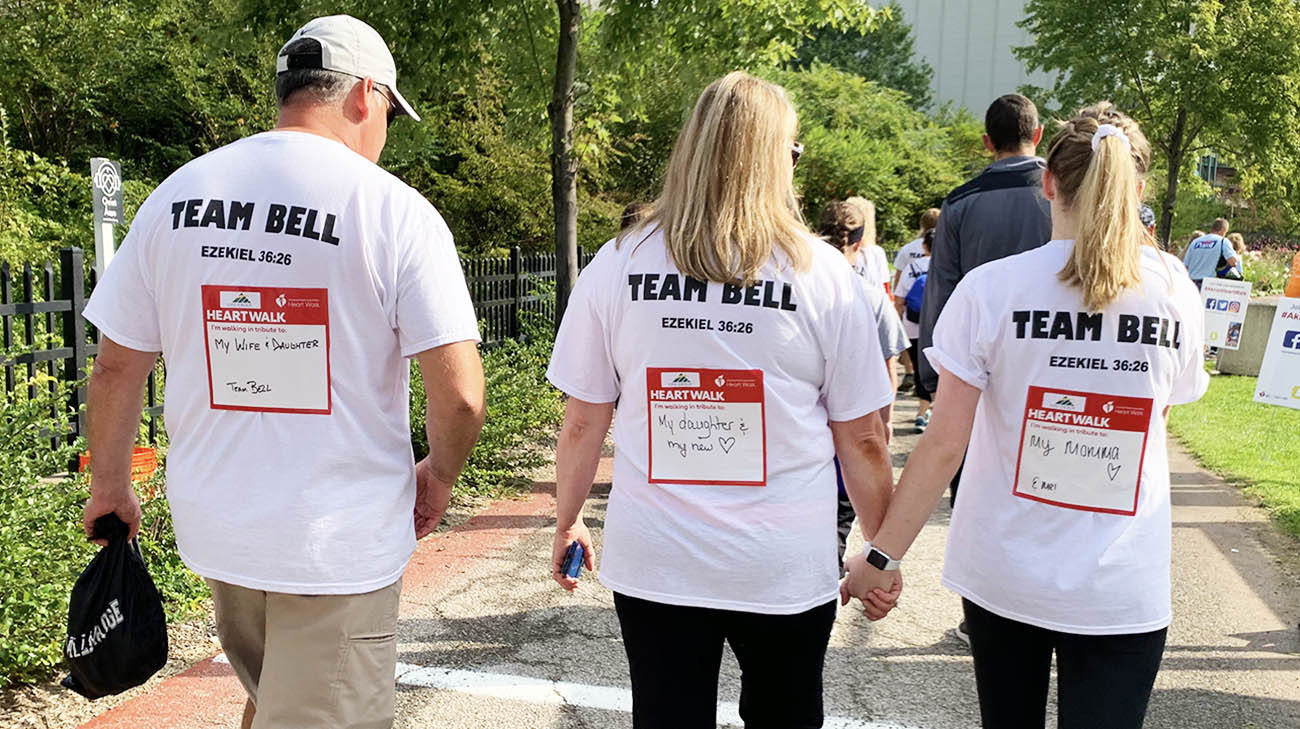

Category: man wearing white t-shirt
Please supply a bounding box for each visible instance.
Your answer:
[80,16,484,729]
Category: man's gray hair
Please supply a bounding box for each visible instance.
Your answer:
[275,38,355,107]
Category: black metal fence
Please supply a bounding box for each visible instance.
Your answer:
[1,246,588,457]
[466,247,597,346]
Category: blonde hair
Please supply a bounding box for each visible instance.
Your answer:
[634,72,810,285]
[1046,102,1152,311]
[817,200,865,252]
[844,196,877,248]
[1228,232,1246,255]
[919,208,940,235]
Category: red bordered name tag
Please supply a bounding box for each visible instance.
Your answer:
[646,368,766,486]
[202,285,331,414]
[1013,386,1153,516]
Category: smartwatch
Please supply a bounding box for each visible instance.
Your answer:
[863,542,901,571]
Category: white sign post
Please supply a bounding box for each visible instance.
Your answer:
[90,158,124,277]
[1200,279,1253,350]
[1253,298,1300,410]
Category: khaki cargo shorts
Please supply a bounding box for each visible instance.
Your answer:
[206,578,402,729]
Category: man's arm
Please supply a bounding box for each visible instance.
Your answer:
[414,340,486,538]
[917,203,962,393]
[83,337,160,544]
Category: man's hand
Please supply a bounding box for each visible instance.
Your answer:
[840,551,903,621]
[83,486,142,546]
[414,457,454,539]
[551,521,595,593]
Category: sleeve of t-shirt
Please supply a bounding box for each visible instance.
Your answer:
[546,242,620,403]
[924,275,990,391]
[892,244,909,273]
[395,204,482,357]
[82,198,163,353]
[1169,284,1211,405]
[873,294,910,359]
[822,266,894,421]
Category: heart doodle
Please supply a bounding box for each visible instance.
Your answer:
[718,436,736,454]
[1106,463,1121,481]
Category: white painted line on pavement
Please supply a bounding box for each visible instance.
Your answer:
[393,662,921,729]
[209,654,919,728]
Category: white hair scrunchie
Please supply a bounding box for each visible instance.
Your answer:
[1091,124,1131,152]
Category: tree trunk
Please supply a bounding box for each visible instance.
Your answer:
[550,0,581,328]
[1158,107,1188,252]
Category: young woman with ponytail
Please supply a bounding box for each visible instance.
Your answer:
[840,103,1209,729]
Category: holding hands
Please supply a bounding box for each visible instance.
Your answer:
[840,551,903,621]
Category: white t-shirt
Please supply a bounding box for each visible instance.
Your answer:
[547,229,893,614]
[927,240,1208,635]
[894,256,931,340]
[84,131,481,594]
[893,237,927,274]
[853,244,891,290]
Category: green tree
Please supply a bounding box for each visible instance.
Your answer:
[1016,0,1300,246]
[768,65,982,245]
[792,2,933,110]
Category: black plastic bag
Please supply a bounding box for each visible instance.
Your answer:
[61,514,168,699]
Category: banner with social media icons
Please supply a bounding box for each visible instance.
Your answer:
[1201,279,1252,350]
[1254,297,1300,410]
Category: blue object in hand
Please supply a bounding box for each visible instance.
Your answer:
[562,541,584,579]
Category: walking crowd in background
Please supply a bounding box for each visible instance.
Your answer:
[77,13,1236,729]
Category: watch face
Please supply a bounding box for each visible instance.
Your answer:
[866,548,890,571]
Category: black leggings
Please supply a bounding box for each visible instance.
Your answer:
[614,592,837,729]
[963,599,1167,729]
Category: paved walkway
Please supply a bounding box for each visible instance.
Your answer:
[74,396,1300,728]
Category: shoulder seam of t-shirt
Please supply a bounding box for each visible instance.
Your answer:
[400,328,483,359]
[81,312,162,353]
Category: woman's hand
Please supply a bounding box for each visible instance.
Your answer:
[552,521,596,592]
[840,551,903,621]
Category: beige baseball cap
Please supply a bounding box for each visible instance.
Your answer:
[276,15,420,122]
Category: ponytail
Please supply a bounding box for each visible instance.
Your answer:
[1046,103,1152,311]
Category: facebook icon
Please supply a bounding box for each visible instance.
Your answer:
[1283,330,1300,350]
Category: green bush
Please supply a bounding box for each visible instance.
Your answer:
[410,309,565,500]
[0,358,204,688]
[765,64,986,246]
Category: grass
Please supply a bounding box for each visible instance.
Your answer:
[1168,374,1300,539]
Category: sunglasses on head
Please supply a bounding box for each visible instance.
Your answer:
[792,141,804,166]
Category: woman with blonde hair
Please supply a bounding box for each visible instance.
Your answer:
[1219,232,1246,279]
[547,71,897,728]
[842,103,1208,728]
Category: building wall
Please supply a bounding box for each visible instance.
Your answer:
[893,0,1057,113]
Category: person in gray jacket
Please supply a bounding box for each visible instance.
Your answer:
[915,93,1052,644]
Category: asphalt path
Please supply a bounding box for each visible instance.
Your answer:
[390,394,1300,729]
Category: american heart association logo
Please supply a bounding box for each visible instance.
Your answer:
[275,294,287,308]
[1102,401,1115,414]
